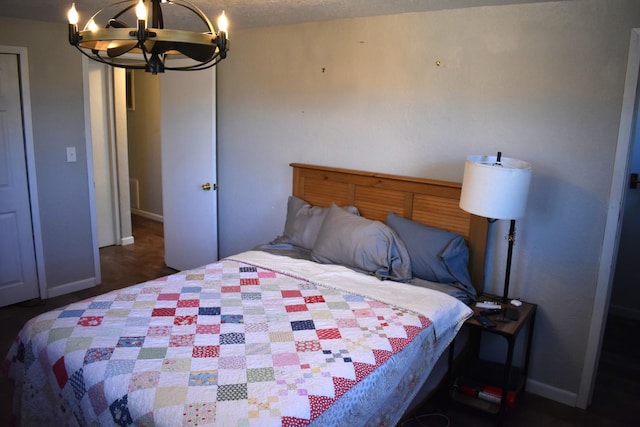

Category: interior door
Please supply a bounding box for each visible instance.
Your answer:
[160,67,218,270]
[0,53,39,306]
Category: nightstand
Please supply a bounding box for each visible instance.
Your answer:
[450,293,537,425]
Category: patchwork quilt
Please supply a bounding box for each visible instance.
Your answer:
[4,251,471,426]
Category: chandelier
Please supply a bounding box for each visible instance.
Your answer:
[67,0,229,74]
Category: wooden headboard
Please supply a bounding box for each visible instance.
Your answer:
[290,163,488,294]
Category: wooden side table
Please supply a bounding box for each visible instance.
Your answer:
[450,294,537,425]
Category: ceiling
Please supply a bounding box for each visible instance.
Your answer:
[0,0,555,30]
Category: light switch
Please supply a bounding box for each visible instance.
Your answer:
[66,146,77,163]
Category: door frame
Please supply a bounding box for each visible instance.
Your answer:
[86,61,218,272]
[82,57,105,284]
[0,45,47,297]
[578,28,640,408]
[85,59,119,250]
[83,57,134,285]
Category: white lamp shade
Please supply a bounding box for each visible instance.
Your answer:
[459,155,532,219]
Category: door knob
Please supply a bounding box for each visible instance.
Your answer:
[201,182,212,191]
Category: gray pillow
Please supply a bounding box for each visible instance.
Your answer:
[385,212,476,300]
[311,204,412,282]
[275,196,359,250]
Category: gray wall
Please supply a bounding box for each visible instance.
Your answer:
[1,0,638,409]
[0,17,96,291]
[217,0,640,404]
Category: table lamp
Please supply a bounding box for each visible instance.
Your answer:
[459,152,532,303]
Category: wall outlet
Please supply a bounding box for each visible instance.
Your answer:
[66,146,77,163]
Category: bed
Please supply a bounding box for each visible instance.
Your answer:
[4,163,488,426]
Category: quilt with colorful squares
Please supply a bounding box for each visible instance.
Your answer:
[5,251,471,426]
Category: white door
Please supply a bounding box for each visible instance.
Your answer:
[160,67,218,270]
[0,53,39,306]
[88,61,118,248]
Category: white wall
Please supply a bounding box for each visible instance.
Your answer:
[217,0,640,404]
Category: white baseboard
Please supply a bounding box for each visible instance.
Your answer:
[526,378,578,407]
[47,277,98,299]
[608,304,640,321]
[121,235,135,246]
[131,208,163,223]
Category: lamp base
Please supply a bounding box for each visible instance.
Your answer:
[501,219,517,304]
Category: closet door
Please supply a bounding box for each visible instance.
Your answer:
[0,52,39,307]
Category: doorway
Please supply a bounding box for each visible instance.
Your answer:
[85,60,133,260]
[87,63,165,253]
[590,38,640,412]
[126,69,164,225]
[608,94,640,319]
[86,60,220,277]
[87,65,166,257]
[578,28,640,408]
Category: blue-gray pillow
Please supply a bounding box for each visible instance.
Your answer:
[275,196,359,251]
[312,204,412,282]
[385,212,476,299]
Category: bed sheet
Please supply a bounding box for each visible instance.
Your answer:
[5,251,471,426]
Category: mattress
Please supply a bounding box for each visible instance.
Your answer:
[4,251,472,426]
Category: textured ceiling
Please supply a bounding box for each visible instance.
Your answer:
[0,0,556,30]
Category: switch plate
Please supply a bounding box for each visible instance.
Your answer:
[66,146,77,163]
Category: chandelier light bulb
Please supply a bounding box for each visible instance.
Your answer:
[87,19,98,31]
[136,0,147,21]
[67,3,79,25]
[218,11,228,34]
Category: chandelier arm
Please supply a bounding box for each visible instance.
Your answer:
[217,35,228,59]
[166,59,215,71]
[168,52,220,70]
[140,44,154,71]
[141,43,150,61]
[74,45,146,70]
[84,0,136,29]
[193,57,223,70]
[141,40,167,74]
[111,3,137,23]
[151,0,164,29]
[166,53,223,71]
